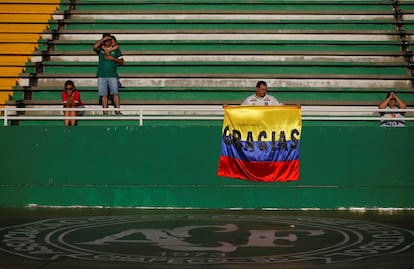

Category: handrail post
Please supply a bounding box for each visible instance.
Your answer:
[139,108,143,126]
[3,107,8,126]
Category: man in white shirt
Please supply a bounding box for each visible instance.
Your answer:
[378,91,407,127]
[241,81,282,106]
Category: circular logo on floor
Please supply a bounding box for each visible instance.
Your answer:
[0,215,413,264]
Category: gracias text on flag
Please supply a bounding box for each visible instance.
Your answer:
[217,106,302,182]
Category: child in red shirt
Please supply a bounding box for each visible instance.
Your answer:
[62,80,84,126]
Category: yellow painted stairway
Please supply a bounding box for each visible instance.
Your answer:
[0,0,59,106]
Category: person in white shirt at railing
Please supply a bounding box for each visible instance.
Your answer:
[241,81,283,106]
[378,91,407,127]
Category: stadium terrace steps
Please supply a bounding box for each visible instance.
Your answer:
[10,0,414,114]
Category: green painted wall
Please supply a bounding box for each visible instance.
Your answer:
[0,125,412,208]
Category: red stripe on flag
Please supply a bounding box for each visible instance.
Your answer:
[217,156,299,182]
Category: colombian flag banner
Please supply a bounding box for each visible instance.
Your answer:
[217,106,301,182]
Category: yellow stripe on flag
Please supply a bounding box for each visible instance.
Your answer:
[222,106,302,142]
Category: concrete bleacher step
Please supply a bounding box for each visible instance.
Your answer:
[40,39,404,50]
[22,76,410,91]
[11,84,414,107]
[59,0,395,14]
[45,31,401,42]
[31,51,407,64]
[59,20,397,33]
[25,61,409,76]
[11,98,414,109]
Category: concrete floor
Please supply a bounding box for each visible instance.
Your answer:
[0,208,413,269]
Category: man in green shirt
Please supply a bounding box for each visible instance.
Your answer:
[93,33,124,114]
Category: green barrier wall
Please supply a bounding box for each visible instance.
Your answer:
[0,125,412,209]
